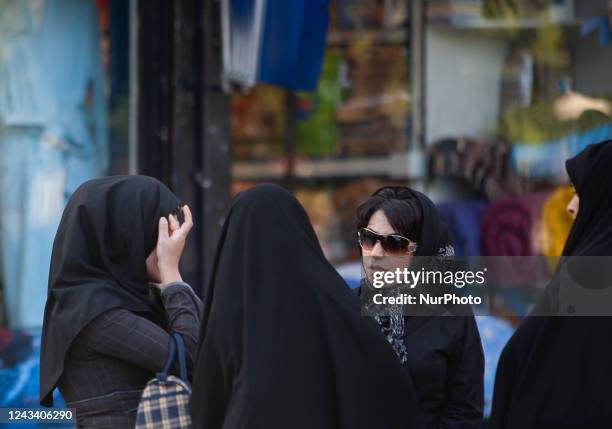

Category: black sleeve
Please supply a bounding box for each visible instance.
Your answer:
[160,281,204,372]
[78,282,203,379]
[439,316,485,429]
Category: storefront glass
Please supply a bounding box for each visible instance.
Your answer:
[0,0,132,328]
[231,0,413,263]
[425,0,612,188]
[230,0,612,267]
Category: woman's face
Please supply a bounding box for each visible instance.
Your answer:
[361,210,415,286]
[363,210,400,257]
[567,193,580,219]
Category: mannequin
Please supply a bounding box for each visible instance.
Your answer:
[0,0,107,327]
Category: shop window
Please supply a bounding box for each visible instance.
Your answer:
[0,0,133,328]
[231,0,413,264]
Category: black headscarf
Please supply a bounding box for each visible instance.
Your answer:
[373,186,455,257]
[40,175,181,406]
[490,140,612,428]
[190,184,419,429]
[358,186,457,363]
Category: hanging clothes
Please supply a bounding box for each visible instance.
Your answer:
[490,140,612,428]
[191,184,419,429]
[480,191,551,286]
[0,0,107,327]
[427,137,517,200]
[437,199,489,257]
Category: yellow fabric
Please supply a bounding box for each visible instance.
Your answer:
[540,186,575,270]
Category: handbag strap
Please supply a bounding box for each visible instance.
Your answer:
[157,332,188,382]
[172,332,188,381]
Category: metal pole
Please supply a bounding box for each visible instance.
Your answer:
[198,0,232,295]
[128,0,139,174]
[410,0,425,150]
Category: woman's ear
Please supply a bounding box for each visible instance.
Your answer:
[566,194,580,219]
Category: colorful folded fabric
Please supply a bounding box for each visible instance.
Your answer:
[296,50,342,157]
[437,200,489,256]
[481,192,551,286]
[428,137,515,200]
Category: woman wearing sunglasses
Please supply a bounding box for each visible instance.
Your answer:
[355,186,484,429]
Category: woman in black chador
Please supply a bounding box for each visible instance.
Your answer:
[190,184,419,429]
[356,186,484,429]
[490,140,612,428]
[40,175,202,428]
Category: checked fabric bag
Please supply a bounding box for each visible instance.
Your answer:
[136,332,192,428]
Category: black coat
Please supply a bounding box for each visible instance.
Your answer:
[357,285,484,429]
[402,315,484,429]
[355,186,484,428]
[191,185,420,429]
[490,140,612,428]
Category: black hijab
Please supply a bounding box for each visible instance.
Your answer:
[490,140,612,429]
[358,186,459,362]
[190,184,419,429]
[40,175,181,406]
[357,186,456,299]
[358,186,455,258]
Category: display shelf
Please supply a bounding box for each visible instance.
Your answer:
[233,151,425,180]
[233,156,392,180]
[428,16,583,30]
[326,28,408,46]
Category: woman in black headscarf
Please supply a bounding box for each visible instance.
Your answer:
[490,140,612,428]
[190,184,419,429]
[40,175,202,428]
[355,186,484,429]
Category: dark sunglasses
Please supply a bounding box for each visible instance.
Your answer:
[357,227,417,255]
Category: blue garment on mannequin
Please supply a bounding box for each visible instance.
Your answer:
[0,0,107,328]
[0,128,68,328]
[0,0,107,167]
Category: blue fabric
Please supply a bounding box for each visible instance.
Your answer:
[0,128,69,328]
[0,330,71,428]
[580,16,612,46]
[437,200,489,257]
[0,0,107,172]
[0,0,105,328]
[510,124,612,180]
[248,0,329,91]
[475,316,514,418]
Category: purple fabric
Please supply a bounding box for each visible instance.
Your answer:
[481,192,551,286]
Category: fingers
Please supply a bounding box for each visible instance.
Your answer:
[183,205,193,227]
[158,217,170,242]
[177,205,194,237]
[169,213,180,233]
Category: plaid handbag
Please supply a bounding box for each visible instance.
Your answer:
[135,332,192,429]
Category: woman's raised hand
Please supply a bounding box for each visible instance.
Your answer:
[156,205,193,285]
